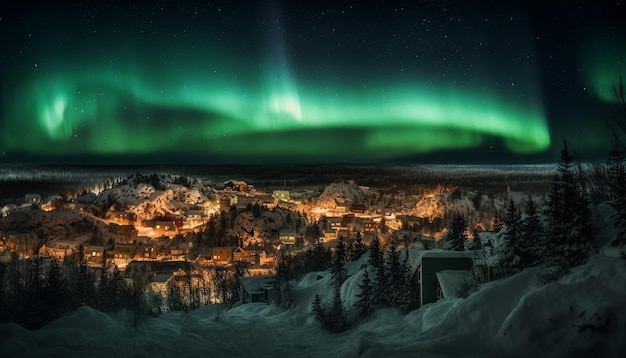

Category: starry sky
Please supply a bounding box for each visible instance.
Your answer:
[1,1,624,165]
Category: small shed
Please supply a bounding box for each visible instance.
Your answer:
[410,250,478,307]
[239,275,273,304]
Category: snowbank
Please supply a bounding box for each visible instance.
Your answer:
[1,254,624,357]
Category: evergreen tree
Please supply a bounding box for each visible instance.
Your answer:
[607,133,626,247]
[76,246,95,307]
[25,255,47,327]
[96,259,111,311]
[326,283,348,333]
[367,236,384,276]
[309,237,331,271]
[498,199,523,275]
[45,257,65,318]
[505,199,520,228]
[471,228,483,251]
[518,195,544,268]
[350,231,367,261]
[330,237,348,289]
[271,250,294,308]
[545,139,595,273]
[167,279,187,311]
[311,293,325,324]
[385,241,412,310]
[446,213,467,251]
[367,236,387,305]
[108,266,127,309]
[492,217,504,234]
[353,268,373,318]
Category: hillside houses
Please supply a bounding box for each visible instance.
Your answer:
[184,209,206,229]
[141,220,178,237]
[126,261,191,295]
[219,194,234,212]
[112,244,137,267]
[211,246,236,265]
[233,247,260,264]
[278,230,297,245]
[109,223,138,243]
[39,239,81,260]
[85,245,106,266]
[5,232,40,257]
[223,180,249,192]
[108,210,136,225]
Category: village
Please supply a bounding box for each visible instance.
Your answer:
[0,172,513,309]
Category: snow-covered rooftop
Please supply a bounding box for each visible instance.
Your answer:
[239,275,273,293]
[436,269,472,298]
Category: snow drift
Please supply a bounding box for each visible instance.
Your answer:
[1,252,624,357]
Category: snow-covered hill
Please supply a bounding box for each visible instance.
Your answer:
[234,209,287,245]
[0,209,107,240]
[2,250,624,358]
[76,175,218,221]
[315,182,367,210]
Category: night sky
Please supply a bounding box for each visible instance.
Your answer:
[1,1,624,165]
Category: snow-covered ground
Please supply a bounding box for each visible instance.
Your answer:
[1,250,624,358]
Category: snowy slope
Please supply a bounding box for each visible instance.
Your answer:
[315,182,367,209]
[1,251,624,358]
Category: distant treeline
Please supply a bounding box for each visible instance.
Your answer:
[0,179,74,204]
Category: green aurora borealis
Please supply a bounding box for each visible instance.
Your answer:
[1,1,624,164]
[8,63,549,157]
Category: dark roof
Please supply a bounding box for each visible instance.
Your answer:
[126,260,190,274]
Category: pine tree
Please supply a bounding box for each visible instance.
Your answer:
[311,293,325,323]
[505,199,520,228]
[109,266,127,309]
[446,213,467,251]
[367,236,384,271]
[25,255,47,327]
[498,200,523,275]
[327,284,348,333]
[271,251,294,308]
[271,251,286,307]
[545,139,594,273]
[330,237,348,289]
[350,231,367,261]
[385,241,412,310]
[167,279,187,311]
[310,237,330,271]
[493,217,504,234]
[368,236,387,305]
[76,246,95,307]
[607,133,626,246]
[471,227,483,251]
[45,257,65,318]
[518,195,544,268]
[353,268,373,318]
